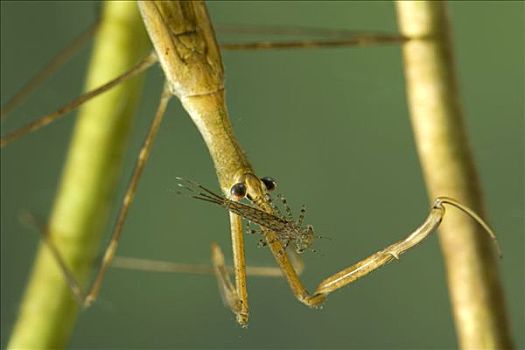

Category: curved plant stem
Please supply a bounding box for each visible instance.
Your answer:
[7,2,149,348]
[395,2,513,348]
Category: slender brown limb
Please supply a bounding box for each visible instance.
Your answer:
[23,82,172,310]
[0,52,158,148]
[220,34,407,51]
[84,81,172,306]
[218,23,401,38]
[396,2,512,348]
[211,242,243,319]
[240,177,316,306]
[217,24,407,51]
[227,211,249,325]
[1,21,100,119]
[313,198,442,296]
[112,256,291,277]
[19,213,86,304]
[240,192,499,308]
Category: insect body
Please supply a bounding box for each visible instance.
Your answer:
[176,177,314,253]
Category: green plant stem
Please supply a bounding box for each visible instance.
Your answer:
[395,2,513,348]
[7,2,149,348]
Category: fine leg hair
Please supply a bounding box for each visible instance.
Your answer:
[265,194,284,218]
[276,193,294,220]
[297,205,307,227]
[245,220,259,235]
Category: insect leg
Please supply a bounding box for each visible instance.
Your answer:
[1,52,158,147]
[30,82,172,307]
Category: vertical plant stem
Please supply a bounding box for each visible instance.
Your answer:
[395,2,513,348]
[8,2,149,349]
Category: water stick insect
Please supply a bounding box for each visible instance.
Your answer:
[2,1,410,327]
[1,1,509,348]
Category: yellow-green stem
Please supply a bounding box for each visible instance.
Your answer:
[395,2,512,348]
[8,2,149,348]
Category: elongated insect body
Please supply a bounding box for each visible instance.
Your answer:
[176,177,314,253]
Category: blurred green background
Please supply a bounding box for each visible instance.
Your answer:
[1,1,523,349]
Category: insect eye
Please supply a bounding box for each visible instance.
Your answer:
[230,182,247,200]
[261,176,277,191]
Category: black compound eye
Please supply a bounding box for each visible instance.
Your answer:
[230,182,247,200]
[260,176,277,191]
